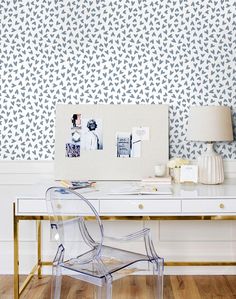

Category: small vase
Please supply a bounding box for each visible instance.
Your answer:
[173,168,180,184]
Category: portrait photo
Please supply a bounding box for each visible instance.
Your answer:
[81,118,103,150]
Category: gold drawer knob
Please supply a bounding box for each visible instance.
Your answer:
[219,203,224,209]
[138,204,144,210]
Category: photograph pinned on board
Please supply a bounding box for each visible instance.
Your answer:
[116,127,150,158]
[65,143,80,157]
[130,134,141,158]
[132,127,149,141]
[72,113,82,128]
[116,132,131,158]
[130,127,149,158]
[71,129,81,144]
[81,118,103,150]
[65,113,82,158]
[71,113,82,144]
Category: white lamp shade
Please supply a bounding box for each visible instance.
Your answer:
[187,106,233,142]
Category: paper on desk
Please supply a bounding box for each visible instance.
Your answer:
[108,185,172,195]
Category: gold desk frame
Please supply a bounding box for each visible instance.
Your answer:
[13,203,236,299]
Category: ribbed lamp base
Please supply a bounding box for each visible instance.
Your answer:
[198,143,224,185]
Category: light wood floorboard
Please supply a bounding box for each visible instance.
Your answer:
[1,275,236,299]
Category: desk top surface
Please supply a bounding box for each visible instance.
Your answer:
[15,178,236,200]
[15,179,236,216]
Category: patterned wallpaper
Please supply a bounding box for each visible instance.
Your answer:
[1,0,236,160]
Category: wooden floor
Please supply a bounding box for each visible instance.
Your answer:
[1,275,236,299]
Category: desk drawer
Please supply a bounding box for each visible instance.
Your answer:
[17,199,99,215]
[182,199,236,213]
[100,200,181,214]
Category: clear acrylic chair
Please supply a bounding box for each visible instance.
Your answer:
[46,187,164,299]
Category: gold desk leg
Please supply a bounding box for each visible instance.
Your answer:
[13,203,19,299]
[37,220,42,278]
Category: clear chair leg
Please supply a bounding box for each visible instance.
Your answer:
[106,280,112,299]
[96,285,102,299]
[152,258,164,299]
[96,280,112,299]
[51,265,62,299]
[158,257,164,299]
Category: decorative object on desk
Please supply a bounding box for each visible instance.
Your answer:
[180,165,198,184]
[154,164,166,177]
[187,105,233,184]
[167,158,189,184]
[172,168,181,184]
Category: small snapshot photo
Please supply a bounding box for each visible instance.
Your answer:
[65,143,80,157]
[71,113,82,128]
[81,118,103,150]
[116,132,132,158]
[131,135,141,158]
[132,127,149,141]
[65,113,82,158]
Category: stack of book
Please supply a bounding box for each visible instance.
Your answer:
[60,180,96,190]
[141,176,172,186]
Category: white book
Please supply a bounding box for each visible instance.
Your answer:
[141,181,172,185]
[141,176,172,183]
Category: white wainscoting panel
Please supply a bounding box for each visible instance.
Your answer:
[160,221,236,242]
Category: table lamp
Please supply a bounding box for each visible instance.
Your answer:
[187,106,233,184]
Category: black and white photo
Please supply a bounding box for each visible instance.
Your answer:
[65,143,80,157]
[71,113,82,145]
[116,132,132,157]
[116,130,143,158]
[71,113,82,128]
[65,113,82,157]
[81,118,103,150]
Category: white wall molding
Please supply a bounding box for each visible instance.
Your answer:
[0,161,54,174]
[0,161,54,184]
[0,160,235,180]
[224,160,236,178]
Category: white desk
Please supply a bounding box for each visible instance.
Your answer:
[14,180,236,299]
[16,180,236,216]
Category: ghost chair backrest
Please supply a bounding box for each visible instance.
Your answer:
[46,187,104,264]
